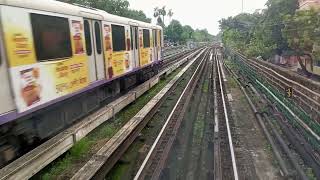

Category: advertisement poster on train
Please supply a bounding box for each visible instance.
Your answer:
[20,67,42,107]
[110,52,130,77]
[53,59,88,96]
[103,24,113,78]
[2,8,90,112]
[1,8,37,67]
[71,20,84,55]
[139,29,150,66]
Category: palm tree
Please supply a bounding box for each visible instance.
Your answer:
[153,7,159,18]
[168,9,173,22]
[160,6,167,24]
[154,6,165,27]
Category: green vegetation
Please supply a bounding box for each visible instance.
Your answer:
[227,77,237,89]
[219,0,320,74]
[306,168,316,180]
[165,19,214,43]
[202,79,209,93]
[37,67,183,180]
[58,0,151,22]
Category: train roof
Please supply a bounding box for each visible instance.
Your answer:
[0,0,162,29]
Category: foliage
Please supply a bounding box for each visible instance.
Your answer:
[164,20,214,43]
[219,0,299,59]
[58,0,151,23]
[153,6,167,27]
[165,20,183,42]
[283,8,320,72]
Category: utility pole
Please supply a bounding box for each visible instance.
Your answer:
[242,0,244,13]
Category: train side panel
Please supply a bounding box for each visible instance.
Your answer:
[105,23,133,79]
[139,28,152,67]
[0,6,16,115]
[1,6,89,113]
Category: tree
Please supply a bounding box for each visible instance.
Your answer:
[58,0,151,23]
[193,29,214,42]
[219,0,299,59]
[154,6,168,27]
[159,6,167,24]
[181,25,194,42]
[168,9,174,22]
[165,20,183,43]
[283,9,320,74]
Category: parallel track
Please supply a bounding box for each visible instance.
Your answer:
[214,50,238,180]
[134,49,210,180]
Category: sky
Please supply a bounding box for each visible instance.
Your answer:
[128,0,267,35]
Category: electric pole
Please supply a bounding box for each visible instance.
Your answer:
[242,0,244,13]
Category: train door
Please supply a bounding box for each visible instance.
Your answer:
[84,19,105,82]
[158,30,162,60]
[130,26,139,67]
[152,29,158,61]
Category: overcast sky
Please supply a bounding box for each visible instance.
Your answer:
[128,0,267,35]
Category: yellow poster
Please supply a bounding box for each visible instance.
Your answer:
[52,58,88,96]
[71,20,85,55]
[2,8,36,67]
[103,23,113,78]
[140,48,150,66]
[109,52,130,77]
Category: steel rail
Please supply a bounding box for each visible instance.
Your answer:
[216,54,239,180]
[134,48,209,180]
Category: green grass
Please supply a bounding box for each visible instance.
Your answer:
[36,67,183,180]
[227,77,237,89]
[306,168,316,180]
[202,80,209,93]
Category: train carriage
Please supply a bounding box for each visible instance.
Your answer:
[0,0,163,166]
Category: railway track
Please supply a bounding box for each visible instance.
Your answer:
[214,50,238,180]
[225,50,320,179]
[229,51,320,149]
[133,48,210,180]
[236,52,320,123]
[70,48,208,180]
[0,48,202,180]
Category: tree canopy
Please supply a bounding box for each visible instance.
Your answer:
[58,0,151,23]
[164,20,214,43]
[219,0,299,59]
[283,8,320,72]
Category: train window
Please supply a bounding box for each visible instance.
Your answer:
[111,25,126,52]
[84,20,92,56]
[143,29,150,48]
[94,22,102,54]
[30,13,72,61]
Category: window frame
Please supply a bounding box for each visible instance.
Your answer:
[30,13,73,62]
[94,22,102,55]
[111,24,126,52]
[84,20,93,56]
[143,29,150,48]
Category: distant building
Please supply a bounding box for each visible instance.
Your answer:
[299,0,320,10]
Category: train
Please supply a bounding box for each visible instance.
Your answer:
[0,0,163,166]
